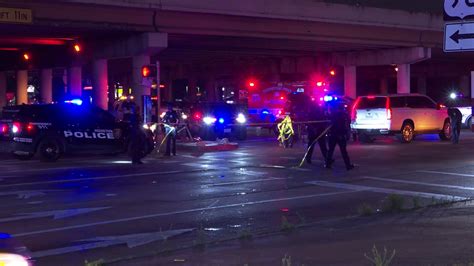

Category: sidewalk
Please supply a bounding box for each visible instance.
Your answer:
[119,202,474,265]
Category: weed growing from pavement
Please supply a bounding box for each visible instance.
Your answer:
[282,254,292,266]
[358,203,374,216]
[84,259,105,266]
[382,194,405,213]
[281,216,295,232]
[364,245,396,266]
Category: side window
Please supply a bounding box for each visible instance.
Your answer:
[389,97,406,108]
[91,108,115,127]
[419,97,437,109]
[406,96,437,109]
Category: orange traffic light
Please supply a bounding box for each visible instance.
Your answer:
[141,65,157,78]
[74,44,81,52]
[23,53,30,61]
[330,70,336,76]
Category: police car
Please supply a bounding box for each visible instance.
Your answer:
[0,100,154,161]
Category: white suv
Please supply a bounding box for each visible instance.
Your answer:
[351,94,452,143]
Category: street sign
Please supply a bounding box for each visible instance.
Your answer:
[445,0,474,19]
[444,22,474,52]
[0,7,32,24]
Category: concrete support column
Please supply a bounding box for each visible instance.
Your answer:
[0,72,6,108]
[16,70,28,105]
[417,76,427,95]
[344,66,356,99]
[380,77,388,95]
[40,69,53,103]
[460,75,470,97]
[92,59,108,110]
[155,60,161,121]
[397,64,411,94]
[68,66,82,97]
[132,55,150,116]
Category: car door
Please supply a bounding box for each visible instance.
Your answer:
[406,96,430,131]
[87,107,122,151]
[418,96,441,130]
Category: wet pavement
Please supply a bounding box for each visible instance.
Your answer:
[1,131,474,265]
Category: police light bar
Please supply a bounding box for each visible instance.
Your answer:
[64,99,83,105]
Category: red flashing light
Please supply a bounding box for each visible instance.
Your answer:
[141,65,157,78]
[280,96,285,100]
[249,82,255,87]
[159,84,165,88]
[193,112,202,120]
[1,124,8,134]
[367,96,375,99]
[316,81,323,87]
[74,44,81,52]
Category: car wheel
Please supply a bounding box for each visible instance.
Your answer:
[439,120,452,141]
[38,138,62,162]
[400,123,414,143]
[467,117,472,129]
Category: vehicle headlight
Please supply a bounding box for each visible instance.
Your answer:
[160,112,166,119]
[236,113,246,124]
[203,116,216,125]
[143,124,149,130]
[11,124,20,134]
[181,113,188,120]
[0,253,30,266]
[150,123,157,132]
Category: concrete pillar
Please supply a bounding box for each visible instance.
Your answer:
[16,70,28,105]
[344,66,356,99]
[132,55,150,116]
[417,76,427,95]
[155,60,161,120]
[40,69,53,103]
[92,59,108,110]
[397,64,410,94]
[68,66,82,97]
[0,72,6,108]
[460,75,470,97]
[380,77,388,95]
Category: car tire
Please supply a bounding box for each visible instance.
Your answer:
[439,120,452,141]
[38,138,62,162]
[467,117,472,129]
[400,122,415,143]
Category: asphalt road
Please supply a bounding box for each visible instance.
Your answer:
[1,132,474,265]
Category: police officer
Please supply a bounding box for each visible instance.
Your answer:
[306,102,328,164]
[448,107,462,144]
[162,104,179,156]
[129,114,147,164]
[325,102,354,170]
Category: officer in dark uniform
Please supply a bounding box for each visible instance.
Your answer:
[162,104,179,156]
[448,107,462,144]
[325,102,354,170]
[306,102,328,164]
[129,114,147,164]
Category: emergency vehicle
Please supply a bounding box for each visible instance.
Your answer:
[0,100,154,161]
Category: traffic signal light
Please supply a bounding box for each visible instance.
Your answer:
[74,44,81,53]
[141,65,157,78]
[23,53,30,61]
[247,79,258,89]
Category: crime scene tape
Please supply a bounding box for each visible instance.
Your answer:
[298,125,332,168]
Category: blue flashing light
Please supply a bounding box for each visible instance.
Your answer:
[0,233,11,239]
[65,99,83,105]
[218,118,225,124]
[323,95,334,102]
[262,109,270,115]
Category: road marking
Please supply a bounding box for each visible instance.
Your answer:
[0,190,62,199]
[0,164,111,175]
[13,190,356,237]
[364,176,474,191]
[205,177,287,187]
[0,207,110,223]
[182,163,229,170]
[31,228,194,258]
[306,181,467,201]
[417,170,474,178]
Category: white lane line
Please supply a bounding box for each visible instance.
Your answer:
[306,181,467,201]
[0,170,202,188]
[205,177,288,187]
[418,170,474,178]
[12,190,356,237]
[364,176,474,191]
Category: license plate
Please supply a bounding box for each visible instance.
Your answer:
[224,128,231,133]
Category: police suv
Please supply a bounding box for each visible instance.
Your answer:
[0,102,154,161]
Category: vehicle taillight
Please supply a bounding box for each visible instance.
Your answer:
[11,122,21,134]
[27,123,35,133]
[386,98,392,120]
[1,124,8,134]
[193,112,202,120]
[351,98,360,121]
